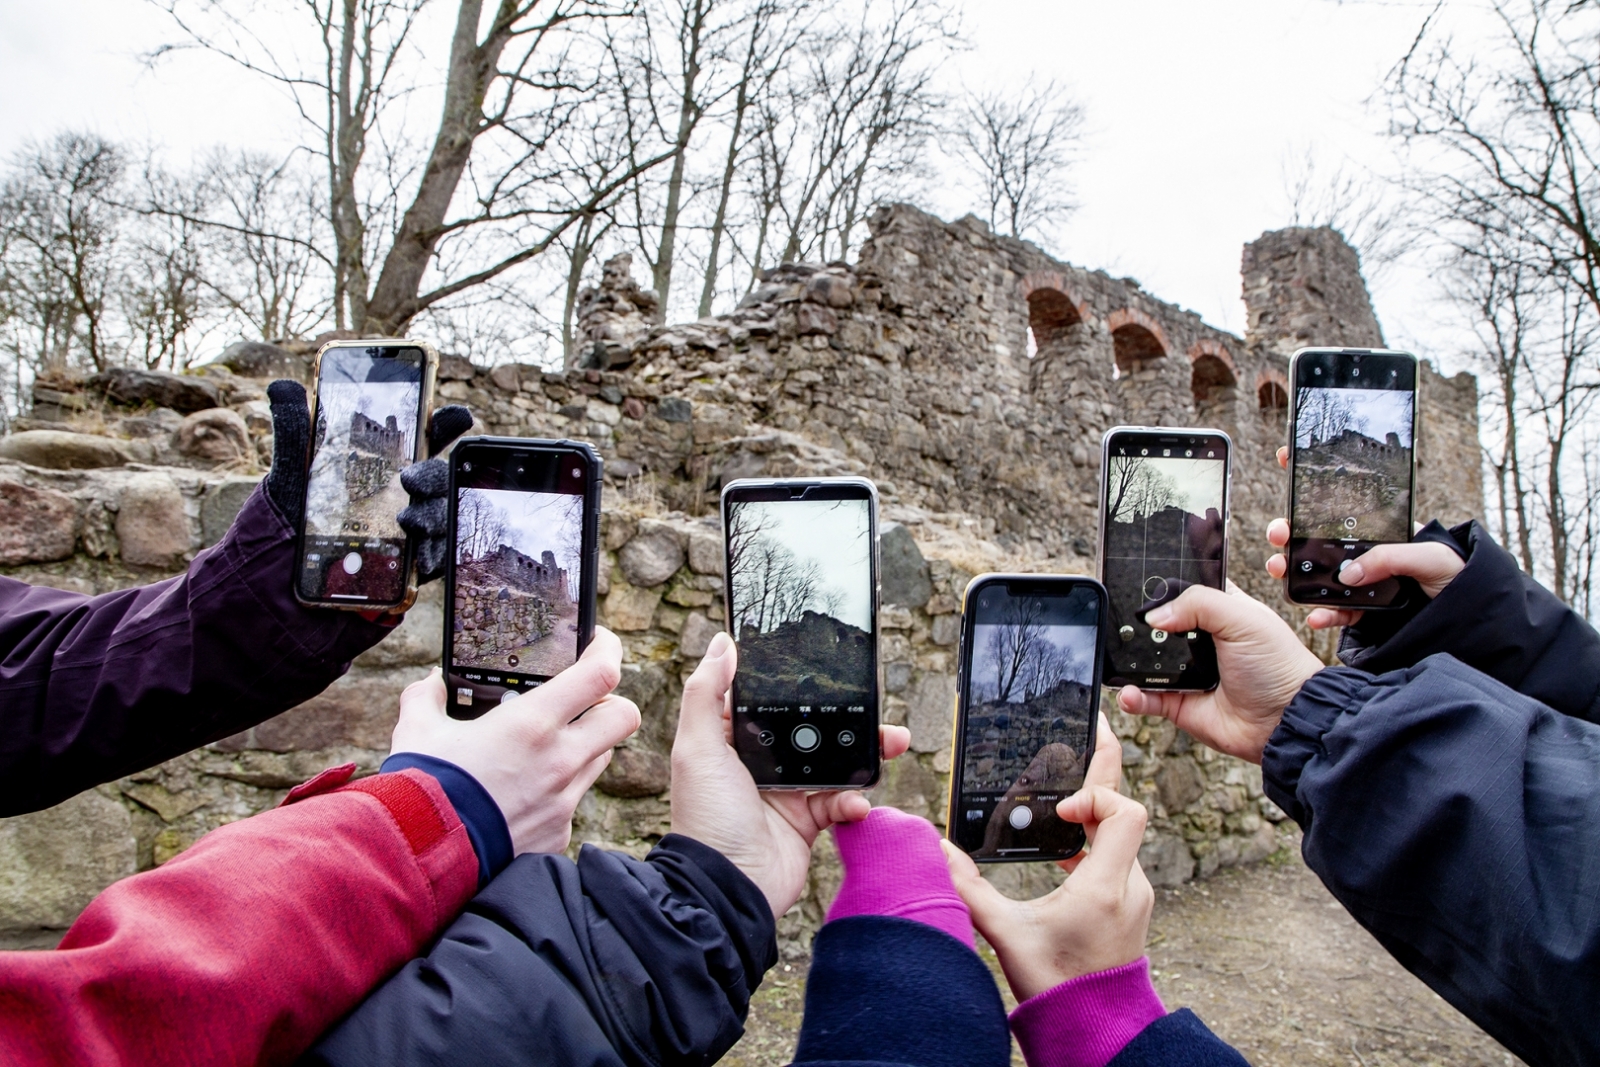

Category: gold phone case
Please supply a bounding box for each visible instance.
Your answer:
[296,338,440,613]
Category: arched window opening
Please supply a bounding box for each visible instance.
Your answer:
[1258,380,1288,410]
[1112,324,1165,375]
[1191,354,1238,406]
[1027,288,1082,349]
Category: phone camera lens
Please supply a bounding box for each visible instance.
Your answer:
[571,467,581,478]
[461,461,472,472]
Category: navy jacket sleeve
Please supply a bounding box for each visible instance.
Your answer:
[303,834,778,1067]
[0,485,390,815]
[1107,1011,1250,1067]
[792,916,1011,1067]
[1338,520,1600,723]
[1263,655,1600,1067]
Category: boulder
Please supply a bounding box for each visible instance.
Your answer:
[603,583,661,631]
[595,747,671,798]
[176,408,252,464]
[879,522,932,608]
[1138,832,1195,887]
[0,430,126,470]
[0,789,136,930]
[1155,757,1206,813]
[118,407,184,439]
[905,671,956,754]
[678,611,722,659]
[618,522,685,587]
[200,477,262,547]
[116,472,190,567]
[232,400,272,436]
[0,482,78,564]
[87,367,220,414]
[796,304,838,336]
[686,527,723,575]
[216,340,304,381]
[212,666,409,752]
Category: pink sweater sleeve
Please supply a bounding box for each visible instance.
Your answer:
[827,806,974,948]
[0,764,479,1067]
[1009,957,1168,1067]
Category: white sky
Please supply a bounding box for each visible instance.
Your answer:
[1110,454,1226,520]
[1295,386,1416,448]
[458,487,582,568]
[0,0,1494,374]
[732,497,873,631]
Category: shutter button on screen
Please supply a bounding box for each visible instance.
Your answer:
[1008,806,1033,829]
[792,724,821,752]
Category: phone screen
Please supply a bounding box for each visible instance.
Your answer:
[950,578,1103,861]
[445,441,596,717]
[1287,350,1417,607]
[298,345,425,605]
[723,482,880,789]
[1100,429,1228,690]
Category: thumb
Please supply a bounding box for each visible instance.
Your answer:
[941,838,1014,934]
[676,631,736,750]
[1143,584,1253,641]
[393,668,448,734]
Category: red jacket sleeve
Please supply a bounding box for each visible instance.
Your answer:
[0,765,479,1067]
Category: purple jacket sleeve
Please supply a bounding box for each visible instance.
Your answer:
[0,485,392,815]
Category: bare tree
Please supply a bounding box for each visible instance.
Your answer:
[986,597,1044,704]
[955,76,1083,241]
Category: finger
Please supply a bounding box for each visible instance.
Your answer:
[1266,517,1290,547]
[427,405,474,456]
[1116,684,1195,726]
[1338,542,1459,588]
[806,788,871,832]
[1144,584,1260,643]
[1055,785,1148,888]
[559,746,618,812]
[880,724,911,761]
[400,457,449,499]
[941,839,1018,933]
[561,694,642,760]
[1307,607,1361,630]
[506,626,623,722]
[677,631,737,750]
[397,495,448,538]
[1265,553,1287,580]
[1081,711,1122,791]
[1276,445,1288,470]
[394,668,448,727]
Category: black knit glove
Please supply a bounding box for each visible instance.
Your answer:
[398,405,474,583]
[265,380,311,528]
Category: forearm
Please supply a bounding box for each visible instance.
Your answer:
[1340,520,1600,722]
[0,486,392,814]
[308,836,776,1067]
[1264,656,1600,1067]
[0,765,478,1067]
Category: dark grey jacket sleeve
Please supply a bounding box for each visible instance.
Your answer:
[1264,655,1600,1067]
[0,485,390,815]
[304,834,778,1067]
[1338,520,1600,723]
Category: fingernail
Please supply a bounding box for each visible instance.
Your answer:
[705,631,732,659]
[1339,560,1365,584]
[430,666,442,677]
[1146,607,1173,628]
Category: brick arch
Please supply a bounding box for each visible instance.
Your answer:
[1106,307,1170,372]
[1256,367,1289,410]
[1019,271,1088,344]
[1187,339,1238,405]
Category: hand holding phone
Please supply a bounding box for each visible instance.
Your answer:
[1284,348,1419,609]
[942,712,1153,1000]
[946,575,1106,862]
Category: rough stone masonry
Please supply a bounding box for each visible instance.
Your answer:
[0,204,1482,946]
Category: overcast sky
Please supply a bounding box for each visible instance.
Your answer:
[0,0,1494,373]
[733,497,873,631]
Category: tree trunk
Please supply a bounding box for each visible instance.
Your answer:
[699,76,749,318]
[651,0,710,319]
[364,0,510,334]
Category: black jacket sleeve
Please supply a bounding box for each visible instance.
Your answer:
[1338,520,1600,723]
[1263,655,1600,1067]
[303,834,778,1067]
[0,485,390,815]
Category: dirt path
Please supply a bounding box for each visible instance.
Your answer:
[723,841,1521,1067]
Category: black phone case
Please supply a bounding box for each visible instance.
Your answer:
[946,574,1108,864]
[442,437,602,719]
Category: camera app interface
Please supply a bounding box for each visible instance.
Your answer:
[726,490,878,787]
[448,450,589,712]
[298,346,422,603]
[1102,434,1226,686]
[1290,354,1416,605]
[954,583,1100,859]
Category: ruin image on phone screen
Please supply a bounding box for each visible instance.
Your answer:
[445,439,599,718]
[297,344,427,607]
[1099,428,1229,690]
[949,576,1105,862]
[1286,349,1417,608]
[722,478,880,789]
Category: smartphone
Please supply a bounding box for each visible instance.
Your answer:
[721,477,881,789]
[946,574,1106,862]
[1098,427,1230,691]
[1285,348,1418,609]
[295,340,438,611]
[443,437,602,719]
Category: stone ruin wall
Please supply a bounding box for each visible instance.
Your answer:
[0,204,1484,945]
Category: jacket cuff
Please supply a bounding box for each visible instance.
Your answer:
[381,752,512,887]
[650,834,780,986]
[1263,667,1378,829]
[1010,958,1167,1067]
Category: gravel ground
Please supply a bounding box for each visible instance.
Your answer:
[723,840,1522,1067]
